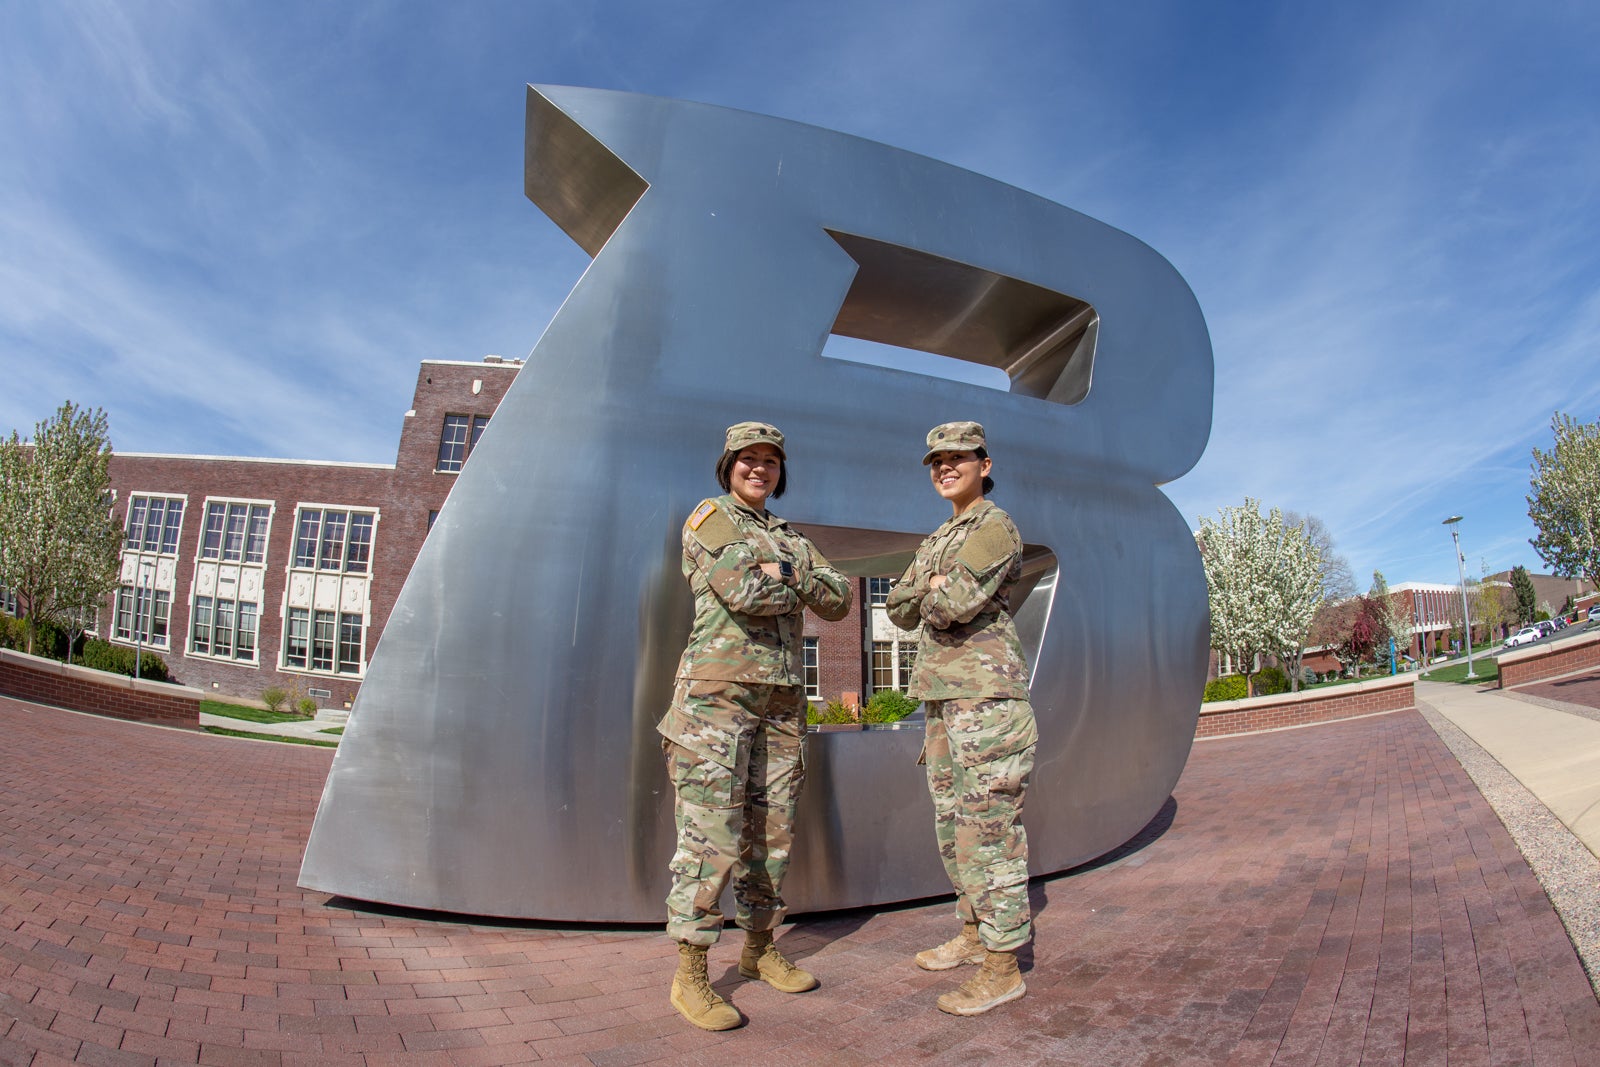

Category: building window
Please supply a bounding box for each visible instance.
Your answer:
[190,595,259,663]
[124,495,185,554]
[114,587,170,647]
[437,414,490,472]
[868,577,894,606]
[871,642,894,693]
[803,636,820,699]
[338,613,363,674]
[312,611,336,671]
[284,609,310,668]
[870,640,916,694]
[199,501,271,563]
[0,584,18,616]
[285,607,363,674]
[291,507,376,573]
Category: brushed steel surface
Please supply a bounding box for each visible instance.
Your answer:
[298,86,1213,920]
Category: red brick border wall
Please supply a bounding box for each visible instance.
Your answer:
[1499,631,1600,688]
[0,648,202,729]
[1196,675,1416,738]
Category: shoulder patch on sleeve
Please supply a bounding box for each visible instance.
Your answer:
[687,499,717,530]
[956,519,1016,574]
[688,501,743,552]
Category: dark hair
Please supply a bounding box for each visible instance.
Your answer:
[975,446,995,495]
[716,449,787,499]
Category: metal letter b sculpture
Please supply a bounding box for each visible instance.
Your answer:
[298,87,1213,920]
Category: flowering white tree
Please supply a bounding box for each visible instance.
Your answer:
[1528,411,1600,586]
[1368,570,1415,670]
[0,402,122,655]
[1198,499,1325,695]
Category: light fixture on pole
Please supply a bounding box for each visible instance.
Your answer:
[1442,516,1475,679]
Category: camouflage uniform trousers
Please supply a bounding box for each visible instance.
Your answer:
[663,678,807,946]
[923,697,1036,952]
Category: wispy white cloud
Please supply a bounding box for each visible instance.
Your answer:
[2,0,1596,589]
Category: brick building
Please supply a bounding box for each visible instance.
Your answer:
[84,358,881,712]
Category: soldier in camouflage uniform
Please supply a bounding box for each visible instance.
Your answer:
[659,421,852,1031]
[886,421,1038,1016]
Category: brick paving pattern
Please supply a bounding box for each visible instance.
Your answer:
[3,696,1598,1065]
[1517,671,1600,724]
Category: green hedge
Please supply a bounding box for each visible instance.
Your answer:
[77,638,169,682]
[1253,666,1289,696]
[862,690,920,724]
[1202,675,1248,702]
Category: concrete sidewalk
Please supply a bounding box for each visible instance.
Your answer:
[199,709,346,743]
[1419,679,1600,859]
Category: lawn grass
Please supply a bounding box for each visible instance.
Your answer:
[1421,657,1499,685]
[200,698,308,725]
[201,724,338,747]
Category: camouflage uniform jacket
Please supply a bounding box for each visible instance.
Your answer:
[675,494,852,685]
[885,500,1031,700]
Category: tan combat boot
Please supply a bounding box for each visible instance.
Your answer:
[915,923,984,971]
[935,948,1026,1016]
[670,942,742,1030]
[738,929,819,992]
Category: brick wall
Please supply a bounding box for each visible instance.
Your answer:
[102,359,519,709]
[0,647,202,728]
[1196,675,1415,739]
[89,358,902,712]
[1498,631,1600,688]
[808,579,866,705]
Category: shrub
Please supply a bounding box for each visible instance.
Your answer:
[862,690,920,724]
[297,697,319,718]
[78,638,169,682]
[261,687,288,713]
[806,699,856,725]
[1253,666,1289,696]
[0,616,63,657]
[1202,675,1248,702]
[1301,668,1318,688]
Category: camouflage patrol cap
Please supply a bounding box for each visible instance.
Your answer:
[724,421,786,459]
[922,421,986,464]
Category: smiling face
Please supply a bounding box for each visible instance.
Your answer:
[928,449,992,514]
[729,444,784,510]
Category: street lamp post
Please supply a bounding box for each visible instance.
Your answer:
[1443,516,1476,680]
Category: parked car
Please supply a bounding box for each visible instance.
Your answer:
[1590,606,1600,622]
[1504,626,1540,648]
[1552,616,1567,630]
[1536,619,1556,637]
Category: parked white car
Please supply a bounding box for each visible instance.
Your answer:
[1503,626,1540,648]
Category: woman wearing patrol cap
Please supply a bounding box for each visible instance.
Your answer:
[886,420,1039,1016]
[658,420,852,1031]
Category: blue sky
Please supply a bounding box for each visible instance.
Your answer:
[3,1,1597,589]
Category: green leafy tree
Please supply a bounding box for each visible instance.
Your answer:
[1198,499,1324,696]
[1510,565,1538,626]
[1469,564,1512,644]
[0,402,122,654]
[1528,411,1600,586]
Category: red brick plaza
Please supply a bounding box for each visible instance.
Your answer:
[3,689,1599,1065]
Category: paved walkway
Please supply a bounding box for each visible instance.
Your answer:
[1420,680,1600,858]
[4,687,1600,1065]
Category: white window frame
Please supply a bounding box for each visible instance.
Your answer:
[803,636,820,699]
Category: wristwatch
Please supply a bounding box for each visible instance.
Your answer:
[779,560,794,582]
